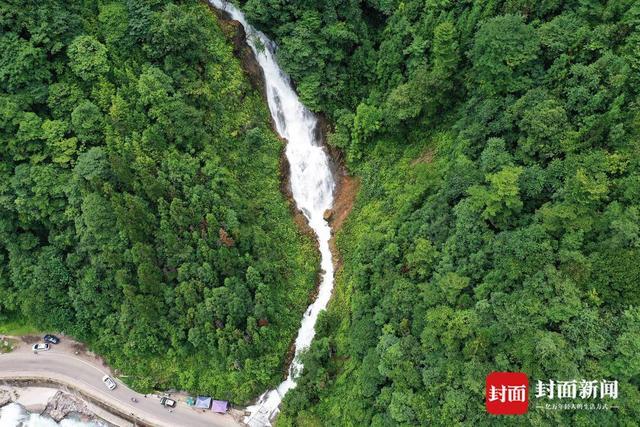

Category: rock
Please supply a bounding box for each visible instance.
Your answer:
[323,209,334,222]
[0,388,11,407]
[211,9,266,95]
[43,391,93,422]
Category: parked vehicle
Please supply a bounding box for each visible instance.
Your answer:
[160,397,177,408]
[43,334,60,344]
[102,375,117,390]
[32,343,49,351]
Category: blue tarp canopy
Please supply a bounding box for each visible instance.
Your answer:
[195,396,212,409]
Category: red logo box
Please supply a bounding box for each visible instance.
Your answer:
[486,372,529,415]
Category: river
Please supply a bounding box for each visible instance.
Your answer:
[208,1,336,426]
[0,403,105,427]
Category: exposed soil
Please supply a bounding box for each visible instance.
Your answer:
[327,173,359,273]
[411,146,436,165]
[71,342,87,355]
[20,335,40,344]
[327,173,359,236]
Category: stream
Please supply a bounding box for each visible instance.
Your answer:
[208,1,336,426]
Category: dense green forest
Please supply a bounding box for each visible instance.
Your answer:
[236,0,640,425]
[0,0,318,401]
[3,0,640,424]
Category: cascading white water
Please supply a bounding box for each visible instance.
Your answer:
[0,403,105,427]
[208,1,336,426]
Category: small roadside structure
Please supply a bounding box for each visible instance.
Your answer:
[186,396,195,406]
[194,396,212,410]
[211,400,228,413]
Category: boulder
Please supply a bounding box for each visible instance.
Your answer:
[43,391,93,422]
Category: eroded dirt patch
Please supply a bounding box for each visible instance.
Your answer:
[327,174,359,234]
[21,335,40,345]
[411,146,436,166]
[326,172,360,272]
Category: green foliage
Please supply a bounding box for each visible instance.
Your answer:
[0,0,317,403]
[469,166,524,229]
[71,100,103,143]
[67,35,109,81]
[258,0,640,425]
[470,15,540,96]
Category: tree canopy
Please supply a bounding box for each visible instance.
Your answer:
[0,0,317,403]
[239,0,640,424]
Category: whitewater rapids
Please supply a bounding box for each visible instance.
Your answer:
[209,1,336,426]
[0,403,105,427]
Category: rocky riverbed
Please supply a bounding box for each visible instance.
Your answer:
[0,385,108,426]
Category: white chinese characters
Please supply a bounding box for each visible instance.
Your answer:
[488,385,527,403]
[535,380,618,400]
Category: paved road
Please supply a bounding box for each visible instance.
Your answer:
[0,339,240,427]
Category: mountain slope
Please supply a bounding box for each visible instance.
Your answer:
[236,0,640,424]
[0,0,317,402]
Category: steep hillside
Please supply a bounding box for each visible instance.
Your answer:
[0,0,317,402]
[236,0,640,424]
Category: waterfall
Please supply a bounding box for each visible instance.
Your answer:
[208,1,336,425]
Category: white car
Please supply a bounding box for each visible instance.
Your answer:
[160,397,177,408]
[102,375,117,390]
[32,343,49,351]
